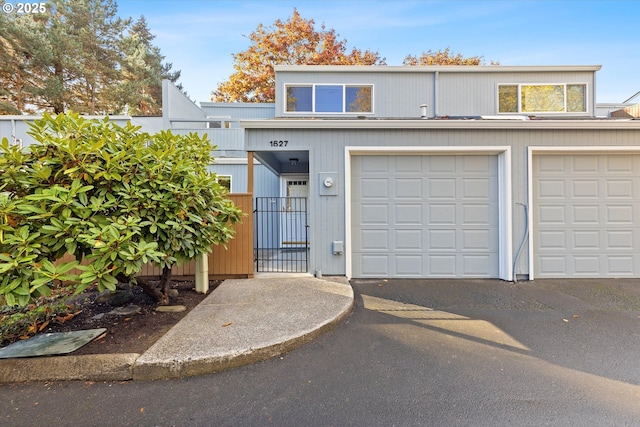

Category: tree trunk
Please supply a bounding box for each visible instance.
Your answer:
[118,272,169,305]
[159,266,172,303]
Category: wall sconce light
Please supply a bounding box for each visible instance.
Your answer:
[289,158,299,166]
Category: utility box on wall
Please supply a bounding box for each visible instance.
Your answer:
[319,172,338,196]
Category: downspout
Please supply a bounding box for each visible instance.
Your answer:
[11,118,16,144]
[512,202,529,283]
[433,71,439,118]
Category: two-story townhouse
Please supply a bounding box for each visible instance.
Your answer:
[243,65,640,281]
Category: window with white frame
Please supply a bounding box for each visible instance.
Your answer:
[285,84,373,113]
[216,175,232,192]
[498,83,587,114]
[207,120,231,129]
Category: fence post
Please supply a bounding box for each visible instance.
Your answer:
[195,253,209,294]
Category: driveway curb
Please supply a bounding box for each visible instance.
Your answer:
[0,276,354,384]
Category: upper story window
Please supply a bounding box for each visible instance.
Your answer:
[498,83,587,114]
[207,120,231,129]
[286,84,373,114]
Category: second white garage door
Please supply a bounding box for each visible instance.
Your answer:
[351,154,499,278]
[533,154,640,278]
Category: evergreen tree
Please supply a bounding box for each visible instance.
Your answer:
[0,0,181,116]
[119,16,181,116]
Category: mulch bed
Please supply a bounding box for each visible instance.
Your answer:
[37,280,219,355]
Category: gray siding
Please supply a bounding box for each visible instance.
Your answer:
[275,68,597,119]
[276,71,434,118]
[162,80,206,128]
[171,128,245,152]
[438,71,596,117]
[207,163,279,195]
[0,116,134,148]
[200,103,275,120]
[246,126,640,277]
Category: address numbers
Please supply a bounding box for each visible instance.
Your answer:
[269,140,288,147]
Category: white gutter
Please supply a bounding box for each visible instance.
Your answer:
[241,119,640,130]
[275,65,603,73]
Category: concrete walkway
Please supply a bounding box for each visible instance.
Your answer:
[0,274,354,383]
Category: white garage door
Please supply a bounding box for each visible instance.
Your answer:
[351,155,499,278]
[533,154,640,277]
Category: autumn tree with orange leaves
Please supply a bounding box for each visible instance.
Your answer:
[403,47,498,66]
[211,9,385,103]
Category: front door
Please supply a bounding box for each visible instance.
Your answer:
[280,176,309,248]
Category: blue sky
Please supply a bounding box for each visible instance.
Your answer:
[116,0,640,104]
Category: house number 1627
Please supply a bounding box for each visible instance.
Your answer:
[269,140,288,147]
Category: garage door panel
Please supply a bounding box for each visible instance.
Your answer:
[358,204,388,225]
[607,180,633,198]
[395,178,422,198]
[396,255,424,276]
[428,156,456,173]
[462,203,492,225]
[358,255,390,277]
[429,178,456,198]
[538,231,567,250]
[352,154,499,278]
[537,156,565,172]
[359,229,389,250]
[573,231,599,249]
[572,180,599,198]
[427,255,457,276]
[395,204,422,224]
[607,156,634,172]
[394,229,423,250]
[538,256,567,275]
[428,229,456,250]
[462,229,494,250]
[358,156,388,172]
[538,180,566,199]
[573,205,599,223]
[429,204,457,224]
[574,256,601,275]
[608,231,634,249]
[534,154,640,278]
[538,205,567,224]
[462,178,492,198]
[607,205,633,223]
[361,178,388,198]
[573,156,598,172]
[463,255,494,276]
[608,256,635,275]
[395,156,422,173]
[461,155,492,173]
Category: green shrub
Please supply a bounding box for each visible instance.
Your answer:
[0,112,242,306]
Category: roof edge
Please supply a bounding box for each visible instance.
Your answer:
[274,65,603,73]
[241,118,639,130]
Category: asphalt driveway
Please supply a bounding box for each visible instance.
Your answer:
[3,277,640,426]
[348,277,640,425]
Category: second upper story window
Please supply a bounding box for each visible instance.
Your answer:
[498,83,587,114]
[286,84,373,114]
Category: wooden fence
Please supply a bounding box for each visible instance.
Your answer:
[58,193,254,280]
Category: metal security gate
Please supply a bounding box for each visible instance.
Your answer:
[254,197,309,272]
